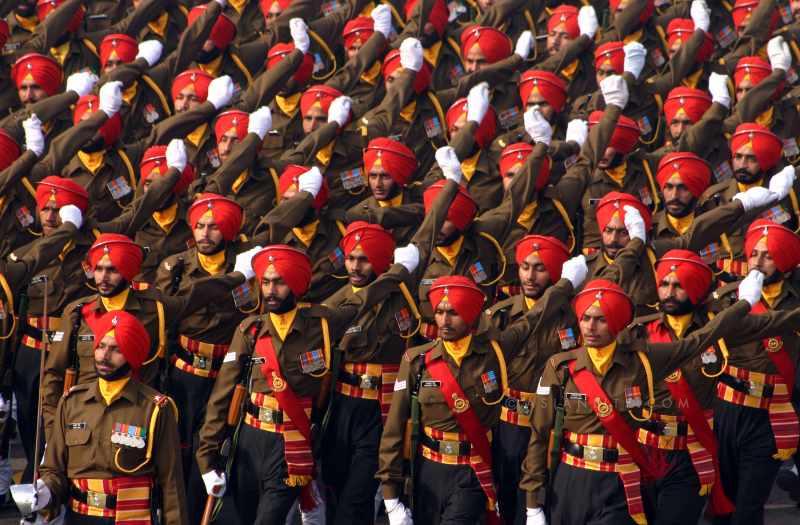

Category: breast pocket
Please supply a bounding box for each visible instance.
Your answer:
[418,380,446,408]
[65,427,91,448]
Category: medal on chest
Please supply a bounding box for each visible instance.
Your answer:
[111,422,146,449]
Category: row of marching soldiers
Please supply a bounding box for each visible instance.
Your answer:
[0,0,798,524]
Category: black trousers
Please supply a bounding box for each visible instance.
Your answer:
[641,449,706,525]
[549,462,636,525]
[321,393,382,525]
[413,456,486,525]
[492,421,530,525]
[13,343,42,483]
[712,398,783,525]
[232,423,300,525]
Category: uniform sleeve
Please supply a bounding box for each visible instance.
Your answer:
[204,133,262,195]
[651,200,747,257]
[594,238,645,285]
[31,111,110,180]
[22,0,82,53]
[250,192,316,246]
[39,396,70,511]
[644,28,708,98]
[237,49,306,112]
[376,352,414,499]
[41,303,80,438]
[408,179,459,283]
[360,68,417,140]
[4,223,78,294]
[154,401,189,525]
[326,32,389,95]
[536,35,594,73]
[160,272,247,321]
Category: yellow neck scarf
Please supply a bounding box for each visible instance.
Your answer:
[602,251,615,265]
[461,151,481,182]
[276,93,302,117]
[50,41,70,65]
[15,14,38,33]
[665,313,692,338]
[737,178,763,193]
[59,239,75,261]
[755,106,774,129]
[681,68,704,89]
[78,150,106,174]
[623,29,643,44]
[152,202,178,232]
[99,376,130,405]
[560,59,580,81]
[443,334,473,366]
[199,55,223,77]
[524,296,537,310]
[229,0,248,13]
[122,81,138,105]
[292,220,319,247]
[399,101,417,123]
[587,341,617,375]
[605,162,627,187]
[270,307,298,341]
[101,288,130,312]
[436,235,464,267]
[232,170,249,194]
[377,193,403,208]
[148,11,169,37]
[198,250,226,275]
[424,41,443,66]
[667,213,694,235]
[517,201,539,229]
[762,280,783,308]
[360,61,382,85]
[186,123,208,147]
[315,141,335,167]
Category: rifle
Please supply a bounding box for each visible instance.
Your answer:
[315,346,343,457]
[546,368,570,510]
[161,257,185,392]
[403,353,427,510]
[6,291,29,389]
[62,305,84,394]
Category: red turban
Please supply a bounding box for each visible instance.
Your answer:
[340,221,396,275]
[73,95,122,146]
[300,85,342,117]
[405,0,448,37]
[588,110,640,154]
[609,0,654,23]
[427,276,485,326]
[744,219,800,273]
[188,5,236,50]
[11,53,62,96]
[343,17,374,50]
[278,164,329,211]
[214,109,249,142]
[666,18,713,62]
[460,26,512,64]
[548,5,579,38]
[140,145,196,195]
[171,69,214,103]
[363,138,417,187]
[37,0,83,33]
[446,97,497,148]
[0,130,21,172]
[596,191,652,233]
[382,49,432,94]
[594,42,625,73]
[35,176,89,212]
[252,245,312,297]
[515,235,570,281]
[92,311,151,373]
[499,143,551,190]
[259,0,292,16]
[519,70,568,112]
[732,0,778,31]
[0,20,9,49]
[730,123,782,172]
[88,234,143,282]
[423,180,477,231]
[573,279,633,336]
[188,193,243,241]
[734,56,773,88]
[655,249,713,304]
[656,152,711,198]
[99,34,138,68]
[664,87,712,124]
[267,43,314,86]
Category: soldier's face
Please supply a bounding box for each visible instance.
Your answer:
[302,106,327,134]
[526,94,555,122]
[261,267,293,311]
[95,334,127,378]
[345,246,375,287]
[735,78,752,103]
[434,300,471,341]
[217,129,240,163]
[579,305,615,347]
[732,144,762,183]
[264,3,283,24]
[595,65,617,88]
[600,214,630,259]
[38,203,61,236]
[501,168,520,191]
[194,215,225,255]
[793,0,800,23]
[658,273,695,315]
[94,260,125,296]
[597,146,621,170]
[477,0,494,10]
[174,85,202,113]
[436,220,460,246]
[662,178,696,218]
[19,78,47,105]
[347,42,363,61]
[103,57,124,74]
[448,113,467,137]
[464,45,487,74]
[547,27,573,55]
[368,169,398,201]
[668,116,693,143]
[748,238,778,280]
[518,252,551,300]
[668,39,681,59]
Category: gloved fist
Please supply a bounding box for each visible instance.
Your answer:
[767,36,792,72]
[394,244,420,273]
[526,507,547,525]
[738,269,765,307]
[136,40,163,67]
[207,75,235,110]
[30,480,51,512]
[328,96,352,127]
[385,498,414,525]
[290,18,310,54]
[733,186,777,212]
[298,166,323,197]
[201,470,227,497]
[165,138,187,171]
[708,72,731,108]
[59,204,83,229]
[248,106,273,139]
[23,114,45,157]
[690,0,711,32]
[515,31,534,60]
[561,255,588,289]
[400,38,423,72]
[98,81,123,117]
[565,119,588,147]
[524,107,553,146]
[600,75,629,108]
[623,42,646,79]
[578,5,599,38]
[234,249,257,280]
[623,205,647,242]
[435,146,463,184]
[769,166,796,201]
[372,4,394,38]
[466,82,490,124]
[65,71,98,98]
[0,394,10,424]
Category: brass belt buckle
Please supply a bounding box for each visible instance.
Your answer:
[661,423,678,437]
[359,374,378,389]
[86,490,108,508]
[747,380,765,397]
[439,440,460,455]
[518,400,532,416]
[258,407,278,424]
[192,354,209,370]
[583,445,604,462]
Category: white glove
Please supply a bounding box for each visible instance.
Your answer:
[623,204,647,242]
[400,38,423,72]
[98,80,123,117]
[165,138,187,172]
[565,119,588,147]
[328,96,352,127]
[23,114,45,157]
[0,395,9,424]
[65,71,98,97]
[206,75,235,110]
[600,75,629,108]
[524,107,553,146]
[234,249,257,280]
[135,40,163,67]
[561,255,588,289]
[393,244,420,273]
[372,4,393,38]
[202,470,227,497]
[578,5,599,38]
[767,36,792,72]
[385,498,414,525]
[690,0,711,32]
[768,166,796,201]
[30,480,51,512]
[733,186,777,212]
[466,82,490,124]
[59,204,83,229]
[623,42,646,79]
[515,30,534,60]
[526,507,547,525]
[738,269,765,307]
[290,18,310,54]
[298,166,323,197]
[248,106,273,139]
[435,146,463,184]
[708,72,731,109]
[214,0,227,7]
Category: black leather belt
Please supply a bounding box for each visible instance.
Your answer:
[502,396,533,416]
[720,373,774,398]
[245,400,284,424]
[173,345,225,371]
[70,486,117,509]
[338,369,381,390]
[639,419,689,437]
[563,439,619,462]
[420,433,471,456]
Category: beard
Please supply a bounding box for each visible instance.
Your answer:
[81,135,107,153]
[420,32,440,49]
[660,296,695,315]
[98,279,129,298]
[666,197,697,218]
[265,292,297,314]
[733,168,761,185]
[196,46,221,64]
[95,361,132,381]
[763,270,783,286]
[197,239,225,256]
[436,229,461,247]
